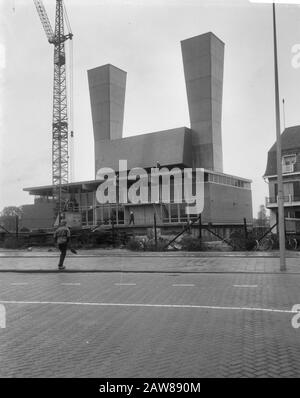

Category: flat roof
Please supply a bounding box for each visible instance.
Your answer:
[24,169,252,196]
[23,179,102,196]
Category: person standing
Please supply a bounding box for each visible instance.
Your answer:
[54,220,71,270]
[129,210,135,225]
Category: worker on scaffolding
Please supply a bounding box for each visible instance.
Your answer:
[54,219,71,270]
[129,210,135,225]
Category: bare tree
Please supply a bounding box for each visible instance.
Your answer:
[256,204,269,228]
[0,206,23,218]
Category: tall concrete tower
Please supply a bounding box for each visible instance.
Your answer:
[88,64,126,174]
[181,32,224,172]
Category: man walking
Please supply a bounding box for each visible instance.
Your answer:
[54,220,71,270]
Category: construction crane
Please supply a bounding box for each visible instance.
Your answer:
[33,0,74,223]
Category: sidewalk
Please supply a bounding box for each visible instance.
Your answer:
[1,247,300,257]
[0,249,300,273]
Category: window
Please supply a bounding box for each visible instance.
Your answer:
[102,205,110,224]
[206,173,249,189]
[282,154,296,166]
[282,154,296,173]
[293,182,300,201]
[179,203,188,222]
[283,182,293,198]
[117,205,125,224]
[170,204,179,222]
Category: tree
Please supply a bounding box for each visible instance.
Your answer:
[256,205,269,227]
[0,206,23,218]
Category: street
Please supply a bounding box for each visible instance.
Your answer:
[1,256,300,377]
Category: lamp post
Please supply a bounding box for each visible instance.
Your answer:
[15,214,19,241]
[272,2,286,271]
[249,0,286,270]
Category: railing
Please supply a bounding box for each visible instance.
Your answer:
[163,215,199,224]
[266,195,300,206]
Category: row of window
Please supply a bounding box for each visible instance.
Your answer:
[206,173,251,189]
[80,203,198,226]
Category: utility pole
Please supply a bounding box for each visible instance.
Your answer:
[15,214,19,240]
[272,2,286,271]
[198,214,202,240]
[282,98,286,130]
[243,217,248,240]
[154,212,158,251]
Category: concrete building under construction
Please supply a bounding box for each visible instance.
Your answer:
[22,32,253,235]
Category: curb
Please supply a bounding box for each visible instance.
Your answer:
[0,254,297,259]
[0,269,299,275]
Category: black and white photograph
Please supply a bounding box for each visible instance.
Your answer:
[1,0,300,387]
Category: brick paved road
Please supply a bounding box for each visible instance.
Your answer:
[1,264,300,377]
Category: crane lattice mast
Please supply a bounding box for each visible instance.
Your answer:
[33,0,73,221]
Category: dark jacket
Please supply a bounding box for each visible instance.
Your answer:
[54,225,71,245]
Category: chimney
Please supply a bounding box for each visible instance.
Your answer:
[181,32,224,172]
[88,64,126,175]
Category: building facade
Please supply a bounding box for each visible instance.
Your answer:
[23,169,251,229]
[264,125,300,233]
[22,32,253,234]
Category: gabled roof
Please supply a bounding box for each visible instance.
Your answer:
[264,125,300,177]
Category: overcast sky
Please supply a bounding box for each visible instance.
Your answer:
[1,0,300,217]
